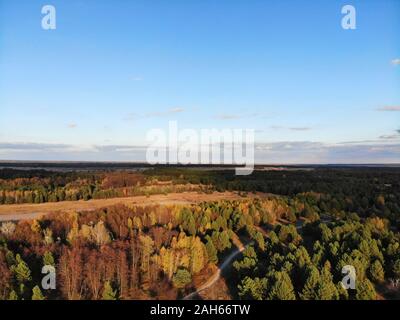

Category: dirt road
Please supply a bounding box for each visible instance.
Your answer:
[0,191,267,222]
[183,237,254,300]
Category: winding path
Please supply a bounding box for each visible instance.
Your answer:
[183,240,254,300]
[184,216,333,300]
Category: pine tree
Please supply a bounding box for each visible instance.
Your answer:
[300,266,320,300]
[5,250,16,266]
[369,260,385,283]
[180,208,196,236]
[337,281,349,300]
[315,262,339,300]
[11,254,32,284]
[268,272,296,300]
[392,259,400,278]
[190,237,207,274]
[172,268,192,288]
[32,286,45,300]
[102,281,117,300]
[218,231,231,252]
[355,279,377,300]
[43,251,55,267]
[238,277,268,300]
[8,290,18,300]
[205,237,218,264]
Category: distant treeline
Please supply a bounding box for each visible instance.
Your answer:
[0,169,204,205]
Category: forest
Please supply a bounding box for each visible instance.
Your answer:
[0,169,206,204]
[2,166,398,226]
[0,166,399,300]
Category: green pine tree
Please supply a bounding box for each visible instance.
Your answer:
[205,237,218,264]
[172,268,192,289]
[315,262,339,300]
[8,290,18,300]
[369,260,385,283]
[337,281,349,300]
[267,272,296,300]
[11,254,32,284]
[355,279,377,300]
[238,277,268,300]
[392,259,400,278]
[43,251,55,267]
[32,286,45,300]
[102,281,117,300]
[300,266,320,300]
[5,250,16,266]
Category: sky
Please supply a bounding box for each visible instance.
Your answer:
[0,0,399,163]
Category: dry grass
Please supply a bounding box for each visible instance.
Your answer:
[0,191,267,221]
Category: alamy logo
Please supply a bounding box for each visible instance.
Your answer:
[146,121,255,175]
[41,5,56,30]
[341,5,356,30]
[341,265,356,289]
[41,265,56,290]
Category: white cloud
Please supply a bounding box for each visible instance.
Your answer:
[123,108,185,121]
[215,113,261,120]
[146,107,185,117]
[391,58,400,65]
[123,113,137,121]
[253,141,400,164]
[376,106,400,112]
[130,76,143,81]
[169,107,184,113]
[289,127,311,131]
[379,134,399,140]
[1,140,400,164]
[269,125,311,131]
[0,142,95,153]
[215,114,240,120]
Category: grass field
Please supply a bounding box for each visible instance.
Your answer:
[0,191,268,221]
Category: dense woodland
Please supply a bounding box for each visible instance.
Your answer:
[148,167,400,226]
[0,166,399,300]
[2,167,400,227]
[0,169,205,204]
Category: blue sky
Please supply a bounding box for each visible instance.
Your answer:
[0,0,399,163]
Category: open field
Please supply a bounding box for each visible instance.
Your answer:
[0,191,268,221]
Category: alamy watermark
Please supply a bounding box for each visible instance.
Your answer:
[341,5,356,30]
[41,265,56,290]
[146,121,255,175]
[341,265,356,290]
[41,5,56,30]
[40,4,356,31]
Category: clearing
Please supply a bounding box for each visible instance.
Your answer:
[0,191,268,221]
